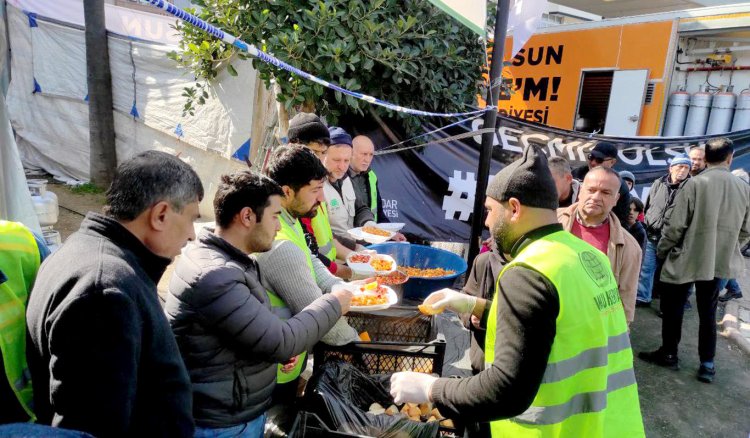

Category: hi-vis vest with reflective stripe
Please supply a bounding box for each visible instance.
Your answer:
[270,210,316,383]
[311,203,336,261]
[485,230,644,438]
[367,170,378,222]
[0,221,39,421]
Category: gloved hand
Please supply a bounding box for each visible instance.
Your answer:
[390,372,437,405]
[422,288,477,314]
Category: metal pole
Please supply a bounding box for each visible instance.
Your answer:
[84,0,117,187]
[467,1,510,267]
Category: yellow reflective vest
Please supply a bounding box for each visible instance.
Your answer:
[485,230,644,437]
[367,170,378,222]
[269,209,315,383]
[311,203,336,261]
[0,220,40,421]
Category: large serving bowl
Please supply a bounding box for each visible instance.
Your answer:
[366,243,468,301]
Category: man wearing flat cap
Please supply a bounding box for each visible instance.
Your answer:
[389,146,644,438]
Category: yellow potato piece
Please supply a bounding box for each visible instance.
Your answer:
[364,281,378,291]
[440,419,454,428]
[430,408,443,420]
[427,416,438,423]
[418,304,443,315]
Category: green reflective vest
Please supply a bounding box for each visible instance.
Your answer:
[367,170,378,222]
[270,210,316,383]
[0,221,39,421]
[485,230,644,438]
[311,203,336,261]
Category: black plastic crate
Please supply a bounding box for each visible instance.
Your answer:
[315,305,444,376]
[314,341,446,376]
[344,305,437,343]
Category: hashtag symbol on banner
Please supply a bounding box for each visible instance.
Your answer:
[442,170,476,221]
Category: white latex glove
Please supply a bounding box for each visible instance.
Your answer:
[422,288,477,314]
[390,372,437,405]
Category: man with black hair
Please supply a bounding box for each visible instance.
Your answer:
[286,113,355,278]
[166,171,352,436]
[26,151,203,436]
[547,156,580,208]
[640,138,750,384]
[258,145,359,346]
[689,145,706,177]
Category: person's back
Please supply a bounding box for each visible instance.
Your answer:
[25,151,202,437]
[660,166,750,283]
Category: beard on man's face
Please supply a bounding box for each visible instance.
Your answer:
[301,202,321,218]
[491,218,517,256]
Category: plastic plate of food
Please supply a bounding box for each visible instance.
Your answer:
[374,222,405,232]
[375,269,409,286]
[346,252,397,276]
[346,280,399,312]
[348,225,396,244]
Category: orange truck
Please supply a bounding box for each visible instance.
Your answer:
[484,3,750,137]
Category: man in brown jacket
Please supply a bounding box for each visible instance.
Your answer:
[640,138,750,383]
[558,166,642,324]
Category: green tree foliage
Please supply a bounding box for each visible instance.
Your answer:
[168,0,486,129]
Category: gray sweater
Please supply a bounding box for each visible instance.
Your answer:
[166,229,343,427]
[256,239,359,345]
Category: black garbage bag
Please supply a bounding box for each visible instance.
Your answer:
[304,360,439,438]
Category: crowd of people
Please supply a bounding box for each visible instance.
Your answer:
[1,109,749,437]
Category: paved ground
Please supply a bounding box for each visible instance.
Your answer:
[631,292,750,437]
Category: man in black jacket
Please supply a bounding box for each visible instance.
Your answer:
[26,151,204,437]
[635,154,691,307]
[166,171,351,437]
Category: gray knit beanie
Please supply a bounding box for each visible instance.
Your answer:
[486,146,559,210]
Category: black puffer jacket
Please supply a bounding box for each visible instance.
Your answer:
[643,174,690,240]
[165,229,342,428]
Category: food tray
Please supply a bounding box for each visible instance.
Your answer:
[346,253,397,276]
[348,226,396,244]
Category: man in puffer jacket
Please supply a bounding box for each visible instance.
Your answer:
[165,171,352,437]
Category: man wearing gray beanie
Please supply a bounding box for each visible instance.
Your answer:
[390,146,644,437]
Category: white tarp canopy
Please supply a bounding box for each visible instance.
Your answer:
[0,2,38,230]
[5,0,253,197]
[427,0,487,35]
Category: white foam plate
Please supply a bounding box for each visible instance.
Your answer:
[348,226,396,244]
[346,253,397,276]
[375,222,405,232]
[349,285,399,312]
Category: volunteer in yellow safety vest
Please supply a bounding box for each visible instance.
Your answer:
[349,135,407,242]
[0,220,49,424]
[390,146,645,438]
[256,145,361,401]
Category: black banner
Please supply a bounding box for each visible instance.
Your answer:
[369,115,750,242]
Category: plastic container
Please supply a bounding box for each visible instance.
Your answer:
[42,229,62,253]
[28,179,59,228]
[366,243,468,301]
